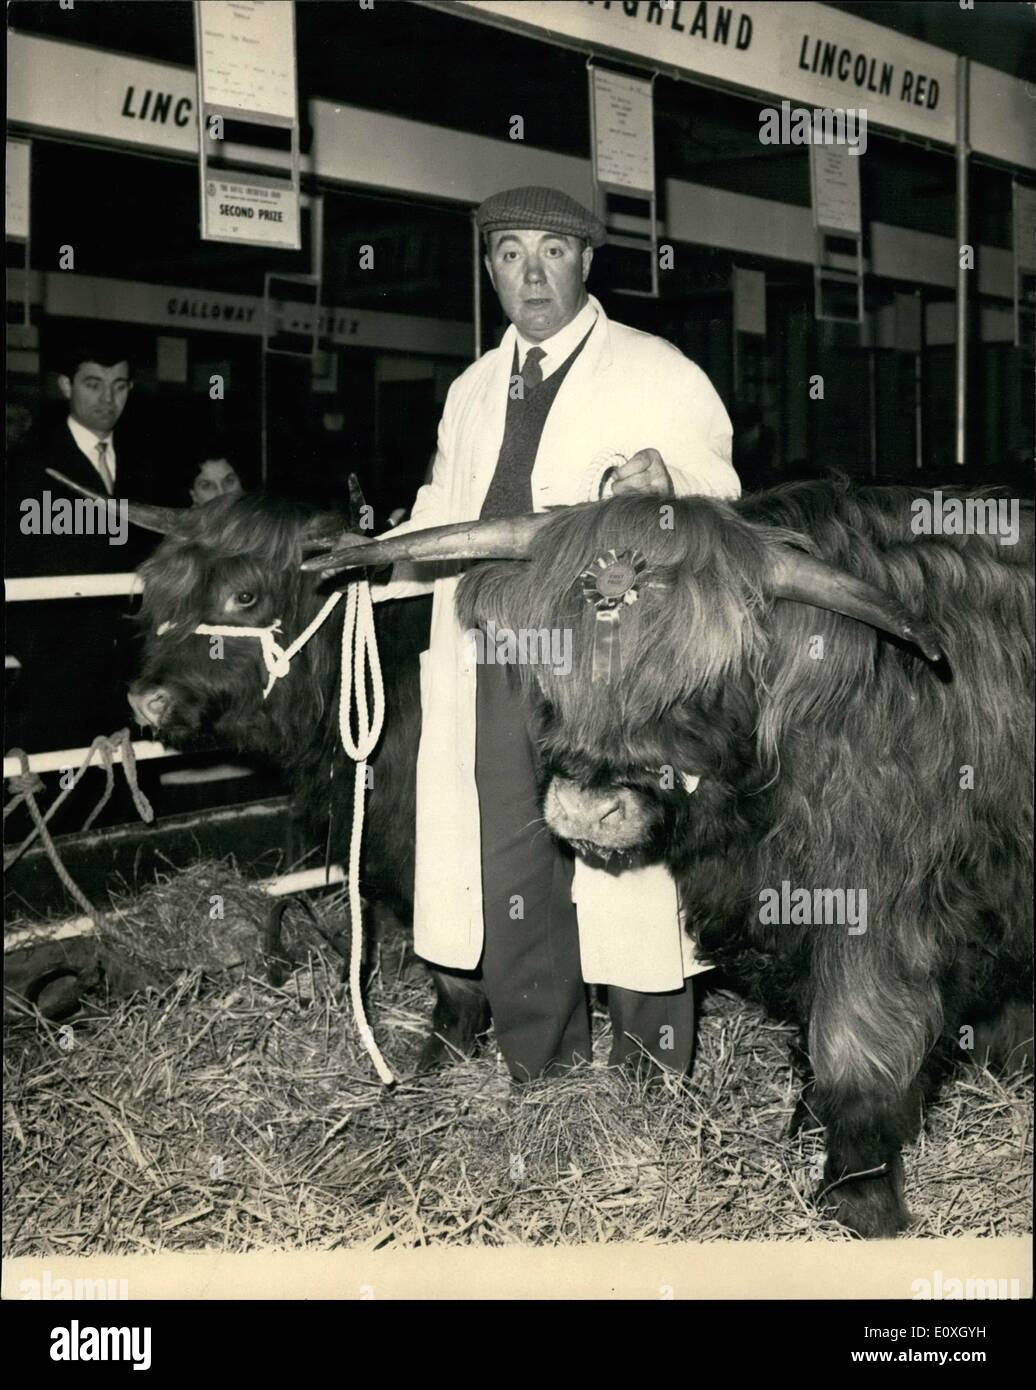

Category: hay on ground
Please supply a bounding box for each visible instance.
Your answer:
[4,860,1031,1253]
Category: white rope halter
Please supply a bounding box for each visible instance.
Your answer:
[163,580,394,1084]
[191,591,343,699]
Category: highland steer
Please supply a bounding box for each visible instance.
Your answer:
[308,477,1034,1237]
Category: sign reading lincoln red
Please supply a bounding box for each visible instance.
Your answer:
[454,0,1034,168]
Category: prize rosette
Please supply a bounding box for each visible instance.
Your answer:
[578,548,647,683]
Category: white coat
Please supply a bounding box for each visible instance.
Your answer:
[373,295,740,990]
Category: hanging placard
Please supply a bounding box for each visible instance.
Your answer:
[204,170,301,249]
[195,0,297,123]
[6,137,32,327]
[6,138,31,241]
[733,267,766,337]
[194,1,301,252]
[809,139,863,325]
[1014,182,1035,273]
[588,63,658,300]
[809,144,862,236]
[591,67,655,196]
[894,291,922,353]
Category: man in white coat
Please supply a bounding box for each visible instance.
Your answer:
[376,186,739,1081]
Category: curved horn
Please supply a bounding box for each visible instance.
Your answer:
[45,469,192,538]
[768,544,944,662]
[301,511,554,574]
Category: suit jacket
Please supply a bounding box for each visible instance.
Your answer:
[6,420,161,577]
[373,296,740,989]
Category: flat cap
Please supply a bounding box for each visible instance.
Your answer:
[476,186,607,248]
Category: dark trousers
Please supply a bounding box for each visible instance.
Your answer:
[474,661,695,1082]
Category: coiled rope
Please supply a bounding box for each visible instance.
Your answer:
[4,731,155,924]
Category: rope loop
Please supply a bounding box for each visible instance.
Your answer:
[3,731,155,936]
[6,768,45,799]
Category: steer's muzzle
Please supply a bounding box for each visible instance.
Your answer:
[128,685,171,731]
[544,776,656,859]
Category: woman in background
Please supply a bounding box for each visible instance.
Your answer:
[189,454,244,506]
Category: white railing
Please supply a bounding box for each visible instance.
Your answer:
[5,570,173,779]
[6,573,141,601]
[4,864,347,954]
[2,740,173,780]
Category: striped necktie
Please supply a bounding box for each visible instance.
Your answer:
[95,440,114,494]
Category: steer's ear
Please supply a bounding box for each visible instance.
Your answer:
[301,474,372,554]
[301,509,347,553]
[346,473,367,529]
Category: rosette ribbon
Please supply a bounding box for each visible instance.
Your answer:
[578,548,647,683]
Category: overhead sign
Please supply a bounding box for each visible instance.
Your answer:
[195,0,298,123]
[203,170,300,249]
[6,138,30,241]
[29,272,471,356]
[450,0,1035,169]
[8,34,198,155]
[8,27,1033,177]
[809,143,862,235]
[591,66,655,194]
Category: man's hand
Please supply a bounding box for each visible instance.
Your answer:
[611,448,673,497]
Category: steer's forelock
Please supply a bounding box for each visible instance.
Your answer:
[138,494,331,631]
[456,495,792,736]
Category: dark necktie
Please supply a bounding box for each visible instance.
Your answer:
[521,346,545,393]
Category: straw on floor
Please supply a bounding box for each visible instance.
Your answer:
[4,860,1031,1253]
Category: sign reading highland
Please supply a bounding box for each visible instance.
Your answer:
[450,0,1035,170]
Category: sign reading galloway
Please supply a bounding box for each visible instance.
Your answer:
[25,272,471,357]
[452,0,1033,168]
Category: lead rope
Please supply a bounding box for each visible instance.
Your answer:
[337,579,393,1085]
[193,577,392,1082]
[4,732,155,922]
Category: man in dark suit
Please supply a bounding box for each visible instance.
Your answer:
[6,339,161,750]
[7,339,161,577]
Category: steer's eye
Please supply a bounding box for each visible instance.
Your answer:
[234,591,256,608]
